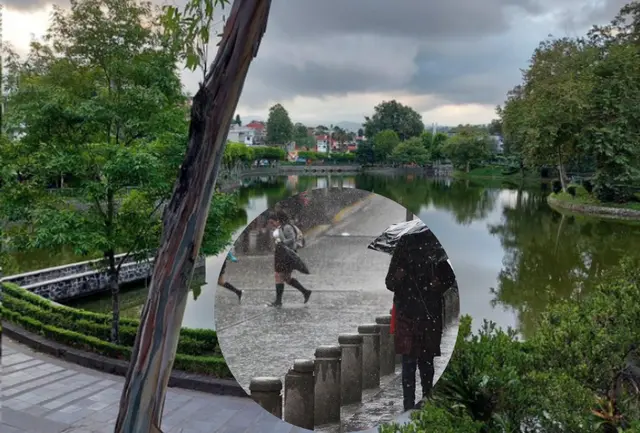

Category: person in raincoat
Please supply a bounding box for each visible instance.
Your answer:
[266,210,312,306]
[218,248,243,302]
[385,236,453,411]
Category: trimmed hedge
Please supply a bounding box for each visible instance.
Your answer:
[1,283,230,377]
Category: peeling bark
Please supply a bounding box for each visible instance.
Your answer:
[114,1,272,432]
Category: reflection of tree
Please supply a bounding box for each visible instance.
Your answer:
[489,190,640,338]
[354,175,498,225]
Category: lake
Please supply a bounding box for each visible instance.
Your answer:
[10,173,640,337]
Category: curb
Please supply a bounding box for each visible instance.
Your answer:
[2,322,248,398]
[547,195,640,221]
[301,194,376,244]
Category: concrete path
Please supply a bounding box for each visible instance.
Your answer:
[0,339,307,433]
[216,193,459,432]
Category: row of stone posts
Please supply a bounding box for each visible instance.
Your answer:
[248,314,400,429]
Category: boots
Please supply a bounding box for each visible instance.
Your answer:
[269,283,284,307]
[288,278,312,303]
[223,282,243,302]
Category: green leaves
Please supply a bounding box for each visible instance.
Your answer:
[266,103,294,145]
[363,100,424,141]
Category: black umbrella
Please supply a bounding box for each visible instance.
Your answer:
[368,219,446,262]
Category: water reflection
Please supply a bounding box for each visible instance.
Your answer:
[19,174,640,338]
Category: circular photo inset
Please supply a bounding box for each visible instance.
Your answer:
[215,187,460,432]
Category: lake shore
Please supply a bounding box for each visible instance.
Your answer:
[547,194,640,221]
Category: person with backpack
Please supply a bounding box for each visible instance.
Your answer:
[266,209,312,307]
[218,248,243,302]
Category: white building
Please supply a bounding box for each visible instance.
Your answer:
[227,125,256,145]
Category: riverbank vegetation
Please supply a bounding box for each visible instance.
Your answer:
[498,1,640,209]
[0,0,243,343]
[382,257,640,433]
[1,283,231,377]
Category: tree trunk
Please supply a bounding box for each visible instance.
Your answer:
[558,163,567,191]
[114,2,272,432]
[466,161,470,172]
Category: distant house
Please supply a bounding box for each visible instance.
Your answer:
[228,125,256,145]
[489,134,504,153]
[315,135,330,153]
[246,120,266,145]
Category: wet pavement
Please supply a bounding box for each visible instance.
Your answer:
[215,193,460,432]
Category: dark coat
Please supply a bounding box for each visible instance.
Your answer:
[385,236,449,359]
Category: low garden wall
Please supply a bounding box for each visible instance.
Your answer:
[0,282,243,395]
[1,255,206,302]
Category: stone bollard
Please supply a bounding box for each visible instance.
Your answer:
[284,359,315,429]
[375,315,395,376]
[358,324,381,389]
[250,377,283,419]
[338,333,363,405]
[314,345,342,426]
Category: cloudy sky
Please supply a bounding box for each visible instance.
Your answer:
[3,0,628,127]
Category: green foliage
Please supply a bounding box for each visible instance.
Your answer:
[252,145,286,161]
[364,100,424,141]
[200,192,246,256]
[386,257,640,432]
[223,141,254,168]
[443,130,491,172]
[373,130,401,161]
[266,103,293,145]
[499,1,640,200]
[1,283,230,377]
[390,137,430,165]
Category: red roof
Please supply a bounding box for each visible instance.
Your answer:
[246,121,265,130]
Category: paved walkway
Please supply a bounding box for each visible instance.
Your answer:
[216,193,459,431]
[0,340,306,433]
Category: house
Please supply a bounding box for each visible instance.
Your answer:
[489,134,504,153]
[246,120,266,144]
[228,125,256,145]
[315,135,330,153]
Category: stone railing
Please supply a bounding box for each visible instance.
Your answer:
[1,254,206,302]
[246,287,459,429]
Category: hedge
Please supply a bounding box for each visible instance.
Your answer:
[1,283,231,377]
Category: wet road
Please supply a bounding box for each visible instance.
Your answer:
[215,193,459,432]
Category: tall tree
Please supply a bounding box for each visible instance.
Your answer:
[391,137,430,165]
[293,122,314,149]
[2,0,186,343]
[582,3,640,202]
[363,100,424,141]
[357,127,364,137]
[443,130,492,172]
[373,129,400,161]
[266,103,293,145]
[234,114,242,125]
[115,0,272,431]
[520,37,596,191]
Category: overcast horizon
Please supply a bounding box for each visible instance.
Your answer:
[4,0,629,126]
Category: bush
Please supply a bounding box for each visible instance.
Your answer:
[1,283,229,376]
[385,258,639,433]
[552,180,562,194]
[567,185,576,197]
[583,180,594,194]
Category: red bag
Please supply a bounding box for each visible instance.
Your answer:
[390,303,396,335]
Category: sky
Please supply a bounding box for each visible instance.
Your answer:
[3,0,630,127]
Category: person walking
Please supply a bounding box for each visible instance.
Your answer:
[385,237,452,412]
[218,249,243,302]
[266,210,312,307]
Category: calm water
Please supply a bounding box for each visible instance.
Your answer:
[13,174,640,337]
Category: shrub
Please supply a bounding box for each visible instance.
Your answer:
[552,180,562,194]
[1,283,229,376]
[567,185,576,197]
[583,180,594,194]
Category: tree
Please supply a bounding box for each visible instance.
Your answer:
[363,100,424,141]
[488,118,502,136]
[373,129,400,162]
[266,103,293,145]
[582,4,640,202]
[390,137,430,165]
[115,0,272,430]
[443,130,491,172]
[2,0,186,344]
[519,37,597,191]
[357,127,364,137]
[234,114,242,126]
[315,124,328,135]
[292,122,314,149]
